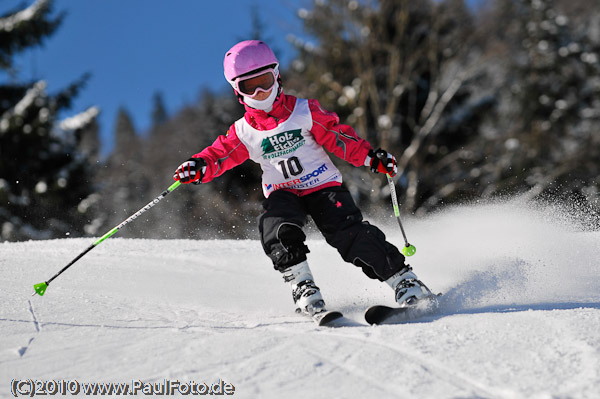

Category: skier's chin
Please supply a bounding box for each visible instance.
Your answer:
[243,83,278,111]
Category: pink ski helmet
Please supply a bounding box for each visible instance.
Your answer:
[223,40,279,89]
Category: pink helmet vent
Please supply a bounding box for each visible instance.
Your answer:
[223,40,279,83]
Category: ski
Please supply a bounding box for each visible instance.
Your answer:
[364,294,441,325]
[296,298,346,327]
[310,309,344,327]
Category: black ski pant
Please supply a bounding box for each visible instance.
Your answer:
[258,186,406,281]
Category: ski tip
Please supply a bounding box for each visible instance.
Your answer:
[364,305,396,325]
[314,310,344,327]
[365,294,442,325]
[33,282,48,297]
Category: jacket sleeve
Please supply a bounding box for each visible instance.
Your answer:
[193,124,250,183]
[308,99,372,167]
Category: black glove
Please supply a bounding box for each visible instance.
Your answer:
[367,148,397,177]
[173,157,207,184]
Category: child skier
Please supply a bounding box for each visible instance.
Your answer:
[173,40,431,318]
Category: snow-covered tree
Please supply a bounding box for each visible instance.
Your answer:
[0,0,98,241]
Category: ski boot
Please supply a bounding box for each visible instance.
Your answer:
[385,266,435,307]
[281,261,326,316]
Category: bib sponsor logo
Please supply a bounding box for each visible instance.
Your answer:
[299,164,328,183]
[264,164,334,193]
[261,129,305,159]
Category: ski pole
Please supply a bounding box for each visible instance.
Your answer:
[386,174,416,257]
[32,180,182,297]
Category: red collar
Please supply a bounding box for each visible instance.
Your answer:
[243,93,297,130]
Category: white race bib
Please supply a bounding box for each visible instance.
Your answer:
[235,98,342,197]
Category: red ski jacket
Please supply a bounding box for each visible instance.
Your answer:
[194,92,372,197]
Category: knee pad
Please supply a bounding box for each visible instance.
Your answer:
[277,222,306,243]
[263,222,310,271]
[269,243,310,271]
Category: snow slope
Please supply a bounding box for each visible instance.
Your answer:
[1,198,599,398]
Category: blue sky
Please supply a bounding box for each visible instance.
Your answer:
[2,0,302,155]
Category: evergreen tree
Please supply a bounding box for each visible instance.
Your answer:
[70,108,101,164]
[0,0,97,241]
[113,107,137,152]
[151,91,168,127]
[0,0,63,72]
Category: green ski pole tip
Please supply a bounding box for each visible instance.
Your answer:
[402,244,416,257]
[33,282,48,297]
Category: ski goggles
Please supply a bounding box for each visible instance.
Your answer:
[234,67,278,98]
